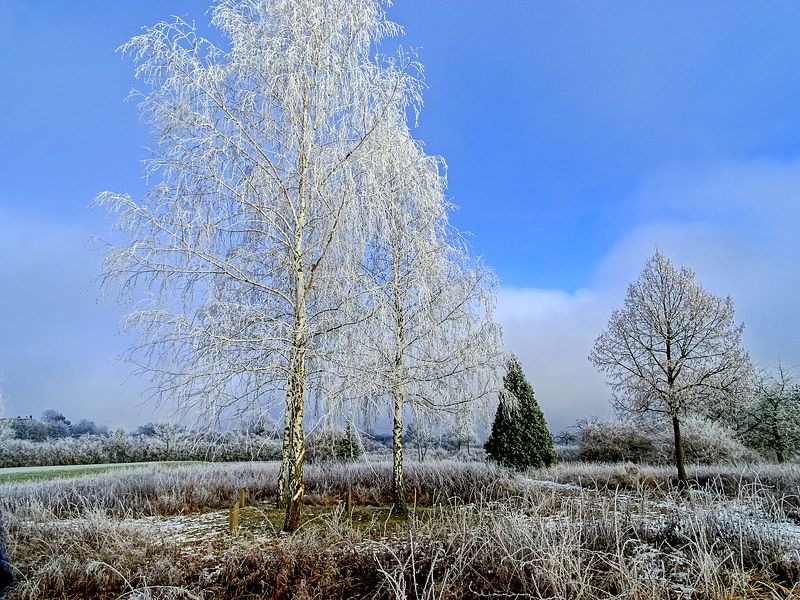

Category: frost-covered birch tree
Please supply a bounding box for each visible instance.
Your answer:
[97,0,425,531]
[589,251,752,488]
[334,123,503,513]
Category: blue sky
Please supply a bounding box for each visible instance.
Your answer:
[2,1,800,433]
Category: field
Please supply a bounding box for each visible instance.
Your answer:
[0,462,203,484]
[2,460,800,599]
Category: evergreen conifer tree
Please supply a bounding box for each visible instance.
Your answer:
[485,355,557,469]
[334,420,365,462]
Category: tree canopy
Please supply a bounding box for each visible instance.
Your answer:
[738,363,800,463]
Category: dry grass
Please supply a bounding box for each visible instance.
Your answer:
[0,460,516,520]
[2,460,800,599]
[529,461,800,519]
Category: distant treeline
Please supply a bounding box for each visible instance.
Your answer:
[3,409,109,441]
[0,410,482,468]
[0,431,282,468]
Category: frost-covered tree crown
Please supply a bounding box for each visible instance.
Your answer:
[590,250,753,422]
[739,363,800,462]
[97,0,430,423]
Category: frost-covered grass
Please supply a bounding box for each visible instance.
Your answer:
[2,460,800,598]
[530,461,800,511]
[0,460,514,519]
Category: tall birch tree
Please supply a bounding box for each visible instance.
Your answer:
[335,123,503,513]
[589,251,752,488]
[97,0,424,531]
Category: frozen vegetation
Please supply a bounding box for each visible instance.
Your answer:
[0,432,281,469]
[2,0,797,596]
[1,459,799,598]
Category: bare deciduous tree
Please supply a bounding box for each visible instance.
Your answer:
[589,251,752,488]
[98,0,425,531]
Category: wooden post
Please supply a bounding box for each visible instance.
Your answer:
[229,488,248,533]
[229,500,240,533]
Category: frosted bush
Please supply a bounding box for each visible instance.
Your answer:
[577,418,760,465]
[578,420,657,463]
[555,444,580,462]
[0,432,281,468]
[304,427,342,463]
[664,417,760,464]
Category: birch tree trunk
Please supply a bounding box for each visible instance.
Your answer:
[284,234,307,530]
[284,113,309,530]
[276,402,290,509]
[284,341,306,531]
[390,244,409,515]
[392,382,406,515]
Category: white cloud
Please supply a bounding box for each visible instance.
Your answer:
[496,287,613,434]
[497,158,800,433]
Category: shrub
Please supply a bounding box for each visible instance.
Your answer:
[304,427,341,463]
[665,417,760,464]
[555,444,580,462]
[0,432,282,468]
[577,420,657,463]
[577,418,761,465]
